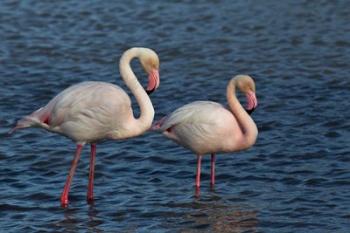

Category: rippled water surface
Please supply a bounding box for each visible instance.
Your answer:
[1,0,350,232]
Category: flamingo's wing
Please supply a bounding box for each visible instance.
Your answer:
[48,82,130,128]
[157,101,223,131]
[155,101,235,154]
[11,82,130,132]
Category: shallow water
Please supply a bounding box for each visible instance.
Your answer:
[1,0,350,232]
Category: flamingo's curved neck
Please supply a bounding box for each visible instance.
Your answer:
[226,79,258,149]
[119,48,154,136]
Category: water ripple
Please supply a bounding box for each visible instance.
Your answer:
[1,0,350,232]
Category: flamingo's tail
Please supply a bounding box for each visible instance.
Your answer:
[150,116,168,131]
[8,107,50,135]
[8,117,36,134]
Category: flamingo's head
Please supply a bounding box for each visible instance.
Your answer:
[139,48,160,95]
[234,75,258,115]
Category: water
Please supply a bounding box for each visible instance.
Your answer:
[1,0,350,232]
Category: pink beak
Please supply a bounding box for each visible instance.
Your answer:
[246,91,258,114]
[146,69,160,95]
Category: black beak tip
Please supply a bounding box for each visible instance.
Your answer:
[246,108,255,115]
[146,89,155,95]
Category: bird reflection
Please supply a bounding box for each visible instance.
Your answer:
[181,200,258,233]
[52,205,103,232]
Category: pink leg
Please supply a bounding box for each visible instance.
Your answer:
[195,155,202,188]
[195,185,200,198]
[87,144,96,203]
[60,144,83,207]
[210,153,216,187]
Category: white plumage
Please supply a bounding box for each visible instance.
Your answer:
[11,47,160,206]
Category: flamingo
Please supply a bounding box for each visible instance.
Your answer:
[152,75,258,191]
[10,47,160,206]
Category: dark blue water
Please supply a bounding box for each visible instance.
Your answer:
[1,0,350,232]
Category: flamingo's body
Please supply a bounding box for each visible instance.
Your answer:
[15,81,145,142]
[11,47,160,206]
[153,75,258,189]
